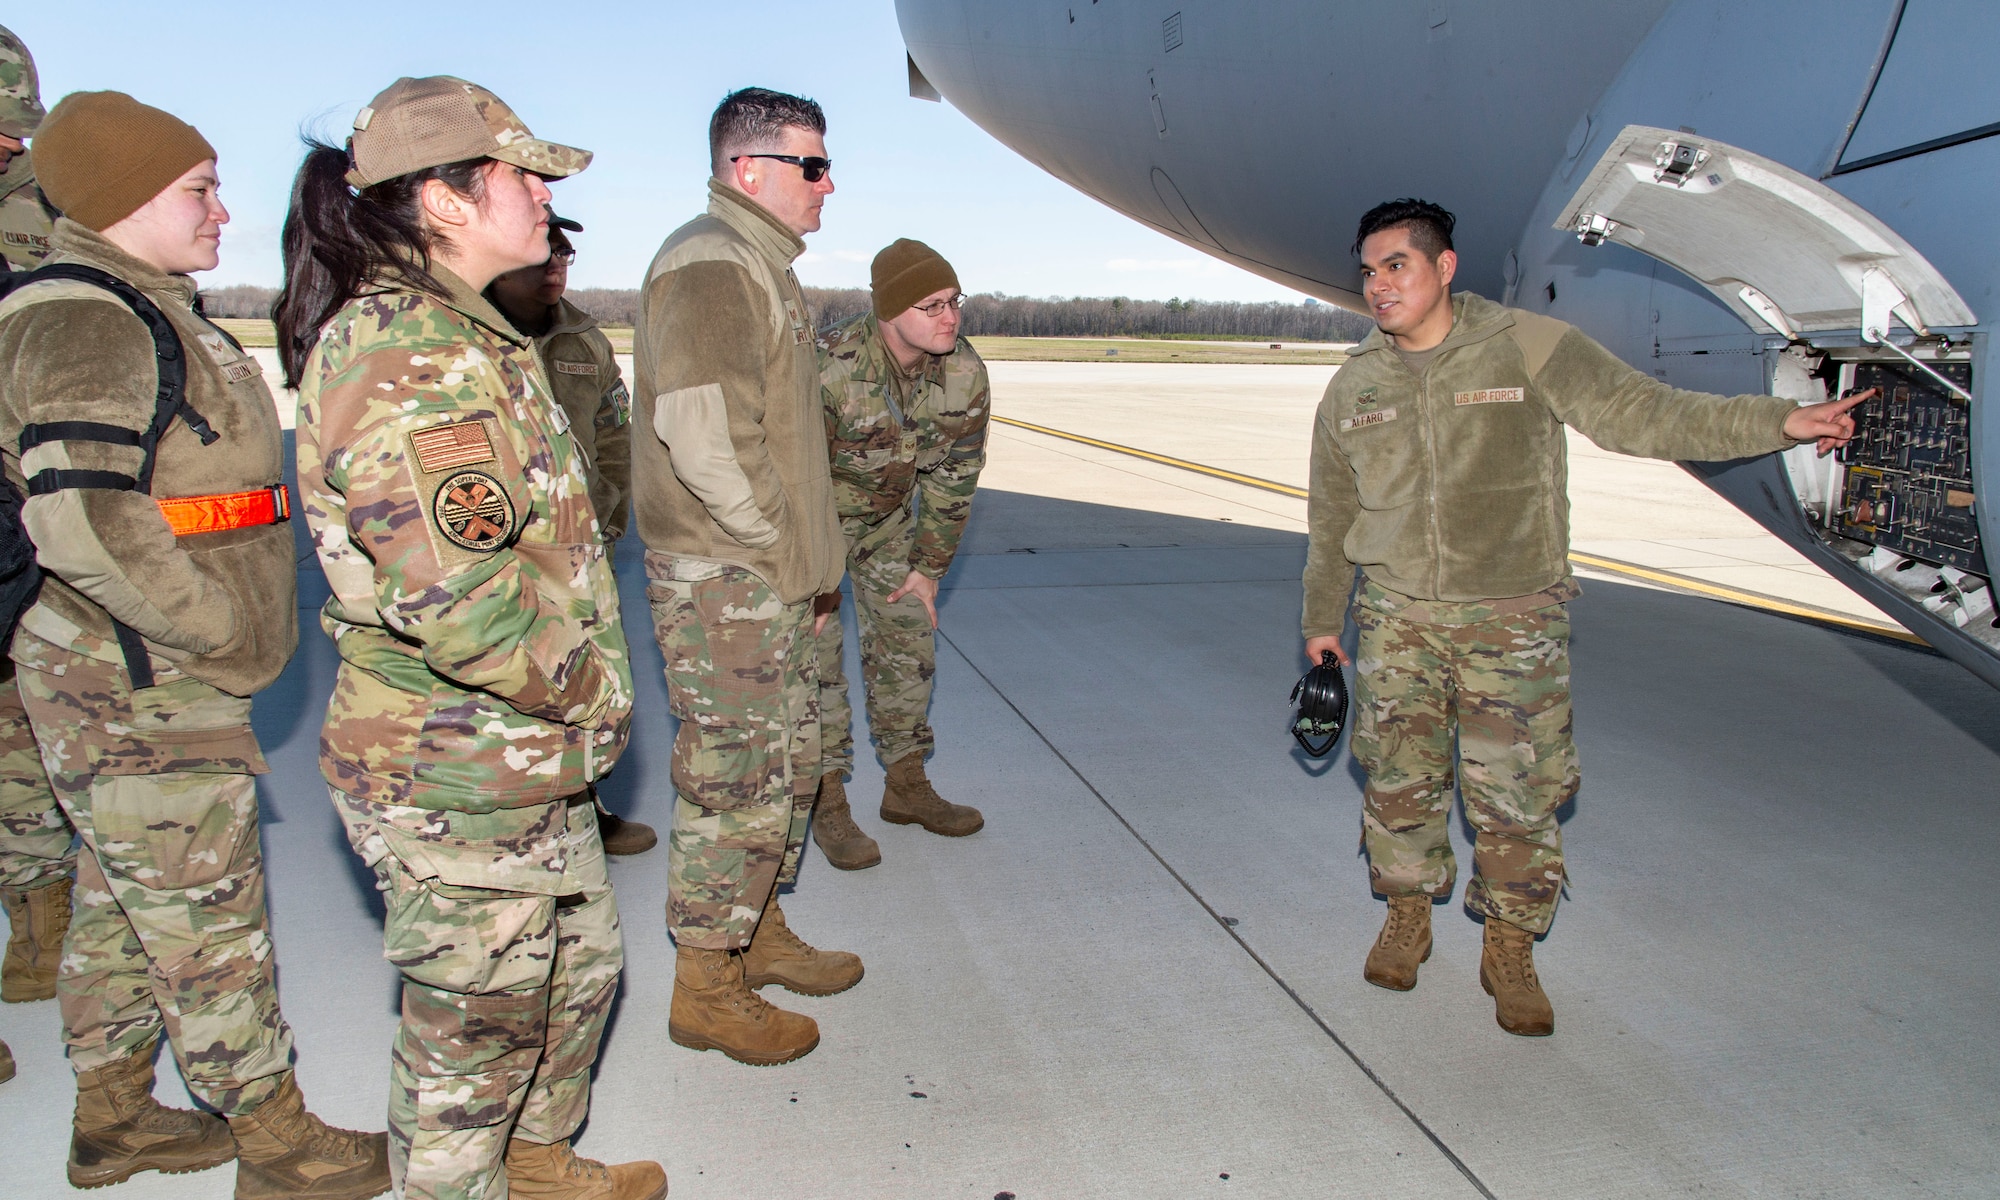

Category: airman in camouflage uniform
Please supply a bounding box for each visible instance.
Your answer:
[486,213,655,858]
[1,91,387,1195]
[1307,200,1868,1037]
[634,88,856,1068]
[289,76,661,1200]
[0,22,77,1022]
[0,25,57,273]
[811,239,989,869]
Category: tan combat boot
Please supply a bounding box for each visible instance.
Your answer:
[741,900,864,995]
[67,1040,236,1189]
[227,1073,390,1200]
[1480,919,1555,1037]
[1362,894,1433,991]
[880,756,983,837]
[3,876,72,1002]
[504,1137,667,1200]
[811,774,881,870]
[668,944,819,1066]
[1,1036,14,1085]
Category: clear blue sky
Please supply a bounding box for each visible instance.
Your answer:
[12,3,1308,302]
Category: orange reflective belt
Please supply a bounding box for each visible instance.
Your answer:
[155,485,291,536]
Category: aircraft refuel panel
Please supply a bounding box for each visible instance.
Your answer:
[1833,361,1985,574]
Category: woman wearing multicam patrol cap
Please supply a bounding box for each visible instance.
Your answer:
[276,76,663,1200]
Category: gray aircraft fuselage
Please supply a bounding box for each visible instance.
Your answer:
[897,0,2000,687]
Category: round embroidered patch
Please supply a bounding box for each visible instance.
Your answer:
[433,471,514,552]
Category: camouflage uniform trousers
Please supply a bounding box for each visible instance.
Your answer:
[645,553,818,950]
[0,661,75,890]
[12,631,293,1113]
[816,504,939,779]
[330,788,621,1200]
[1350,587,1579,935]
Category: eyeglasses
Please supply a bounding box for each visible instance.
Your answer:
[548,248,576,265]
[913,293,966,317]
[730,153,833,183]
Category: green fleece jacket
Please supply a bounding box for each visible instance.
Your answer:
[632,180,842,604]
[1302,291,1799,637]
[0,220,298,696]
[537,298,631,543]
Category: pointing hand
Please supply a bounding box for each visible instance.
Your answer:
[1784,387,1876,456]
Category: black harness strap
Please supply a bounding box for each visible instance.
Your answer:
[27,469,138,495]
[20,421,145,451]
[10,264,220,688]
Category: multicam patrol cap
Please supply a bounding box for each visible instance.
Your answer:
[345,76,590,189]
[0,24,46,139]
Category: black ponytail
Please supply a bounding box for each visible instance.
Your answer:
[274,139,487,388]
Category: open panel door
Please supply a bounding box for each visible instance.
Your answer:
[1555,125,1975,340]
[1559,125,1999,653]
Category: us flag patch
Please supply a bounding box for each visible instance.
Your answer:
[410,422,496,472]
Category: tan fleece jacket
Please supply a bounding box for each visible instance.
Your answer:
[0,220,298,694]
[1303,291,1800,636]
[632,180,841,603]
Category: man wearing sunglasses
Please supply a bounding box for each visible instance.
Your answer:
[486,212,658,859]
[809,240,989,869]
[633,86,857,1068]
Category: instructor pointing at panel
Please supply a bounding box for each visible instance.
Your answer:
[1303,198,1868,1038]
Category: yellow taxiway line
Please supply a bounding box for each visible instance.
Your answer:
[991,414,1926,646]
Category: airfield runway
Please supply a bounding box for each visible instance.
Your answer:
[1,359,1991,1198]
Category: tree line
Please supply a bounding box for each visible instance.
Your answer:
[201,283,1372,342]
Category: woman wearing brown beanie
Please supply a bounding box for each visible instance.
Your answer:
[0,91,390,1198]
[278,76,662,1200]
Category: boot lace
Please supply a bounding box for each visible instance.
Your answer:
[1379,897,1428,951]
[41,879,72,946]
[1488,926,1541,991]
[545,1142,611,1185]
[817,800,864,843]
[288,1110,378,1162]
[708,950,783,1022]
[759,917,816,962]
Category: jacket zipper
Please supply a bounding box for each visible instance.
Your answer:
[1422,356,1443,597]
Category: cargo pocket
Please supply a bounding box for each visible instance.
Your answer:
[403,985,545,1131]
[414,1065,533,1132]
[374,821,567,996]
[87,772,261,895]
[84,675,268,776]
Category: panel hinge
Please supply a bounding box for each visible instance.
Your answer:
[1572,212,1620,246]
[1652,138,1710,186]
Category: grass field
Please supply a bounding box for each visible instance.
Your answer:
[966,336,1345,365]
[215,320,1347,366]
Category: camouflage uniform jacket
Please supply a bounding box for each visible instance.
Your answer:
[537,298,631,542]
[1303,291,1801,637]
[0,149,54,272]
[818,311,989,577]
[296,264,633,812]
[0,220,298,696]
[633,179,843,604]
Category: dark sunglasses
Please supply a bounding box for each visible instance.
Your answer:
[730,153,833,183]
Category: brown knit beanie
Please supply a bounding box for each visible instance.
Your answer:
[871,238,959,319]
[33,91,216,231]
